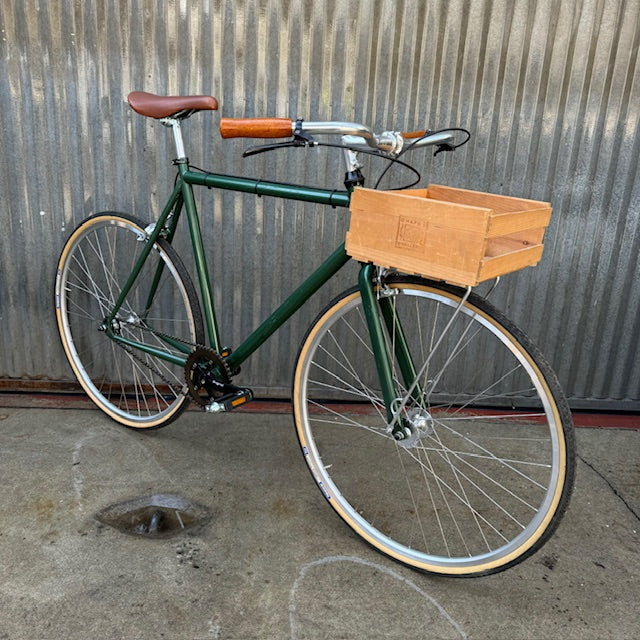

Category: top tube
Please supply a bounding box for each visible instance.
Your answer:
[182,169,351,208]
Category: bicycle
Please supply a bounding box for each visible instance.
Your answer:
[55,91,575,577]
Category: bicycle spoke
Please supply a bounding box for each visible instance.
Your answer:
[294,280,573,575]
[56,214,202,428]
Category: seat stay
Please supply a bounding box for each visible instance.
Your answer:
[104,181,183,327]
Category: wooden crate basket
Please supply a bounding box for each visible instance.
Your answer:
[345,185,552,287]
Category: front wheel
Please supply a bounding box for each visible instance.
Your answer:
[292,277,575,576]
[55,212,204,428]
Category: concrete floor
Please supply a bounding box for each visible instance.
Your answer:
[0,405,638,639]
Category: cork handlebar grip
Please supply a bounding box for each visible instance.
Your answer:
[220,117,294,139]
[402,129,428,139]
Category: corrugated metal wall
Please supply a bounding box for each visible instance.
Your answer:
[1,0,639,409]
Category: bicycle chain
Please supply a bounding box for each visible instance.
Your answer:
[111,322,232,409]
[113,334,186,398]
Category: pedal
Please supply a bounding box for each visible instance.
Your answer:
[204,388,253,413]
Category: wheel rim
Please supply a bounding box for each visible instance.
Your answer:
[294,282,568,574]
[56,216,200,427]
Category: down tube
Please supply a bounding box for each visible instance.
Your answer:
[225,244,351,372]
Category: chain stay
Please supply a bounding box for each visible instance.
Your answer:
[112,335,186,399]
[116,321,251,412]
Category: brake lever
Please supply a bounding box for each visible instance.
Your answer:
[242,141,299,158]
[242,129,318,158]
[433,143,455,157]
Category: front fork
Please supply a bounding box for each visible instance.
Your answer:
[357,264,423,437]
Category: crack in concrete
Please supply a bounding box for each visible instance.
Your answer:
[578,454,640,522]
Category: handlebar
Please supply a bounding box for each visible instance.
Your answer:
[219,117,457,156]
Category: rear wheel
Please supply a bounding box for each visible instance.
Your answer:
[55,212,204,428]
[292,277,575,576]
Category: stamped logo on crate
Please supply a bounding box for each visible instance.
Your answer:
[395,215,428,250]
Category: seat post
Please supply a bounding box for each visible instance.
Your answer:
[161,117,188,163]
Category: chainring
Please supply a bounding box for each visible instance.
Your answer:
[184,346,232,407]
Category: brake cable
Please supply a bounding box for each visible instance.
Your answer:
[240,139,422,190]
[373,127,471,190]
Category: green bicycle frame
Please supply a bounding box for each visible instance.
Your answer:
[105,163,415,424]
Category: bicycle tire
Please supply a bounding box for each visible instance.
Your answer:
[55,212,204,428]
[292,276,575,576]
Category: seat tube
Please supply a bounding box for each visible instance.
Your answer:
[358,264,397,426]
[162,118,221,350]
[178,162,221,351]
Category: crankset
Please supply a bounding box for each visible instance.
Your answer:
[184,346,253,412]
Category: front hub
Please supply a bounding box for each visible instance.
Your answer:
[392,407,434,448]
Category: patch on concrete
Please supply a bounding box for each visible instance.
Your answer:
[175,539,204,568]
[95,494,211,538]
